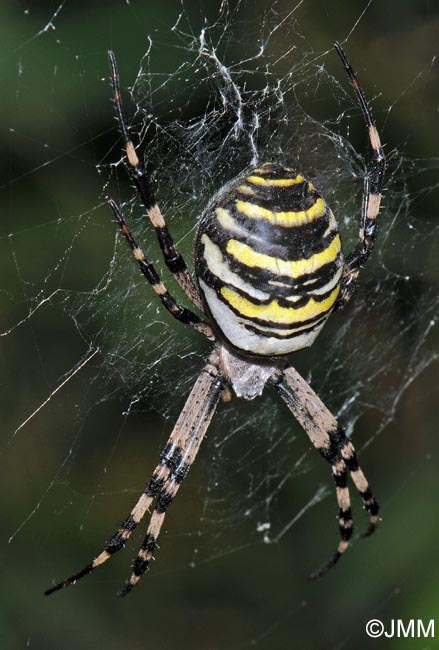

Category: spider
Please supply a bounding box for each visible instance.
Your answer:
[45,42,385,596]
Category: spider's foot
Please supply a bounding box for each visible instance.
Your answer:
[118,584,133,597]
[44,562,95,596]
[118,573,141,597]
[45,582,67,597]
[308,540,348,581]
[361,514,379,539]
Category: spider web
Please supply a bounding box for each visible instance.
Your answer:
[2,1,439,649]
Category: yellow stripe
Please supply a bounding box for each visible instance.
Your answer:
[246,175,304,187]
[235,198,326,226]
[227,235,341,279]
[221,286,340,324]
[215,207,247,236]
[237,184,255,195]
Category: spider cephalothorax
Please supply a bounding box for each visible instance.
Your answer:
[46,42,384,597]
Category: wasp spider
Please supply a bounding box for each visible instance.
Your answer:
[45,42,385,596]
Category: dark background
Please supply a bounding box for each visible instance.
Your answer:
[1,1,438,649]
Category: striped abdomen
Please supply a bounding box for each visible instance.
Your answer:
[195,163,343,356]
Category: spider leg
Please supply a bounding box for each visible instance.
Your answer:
[120,357,226,595]
[308,458,352,580]
[108,50,204,311]
[272,365,379,578]
[108,200,214,339]
[333,42,386,309]
[45,351,225,596]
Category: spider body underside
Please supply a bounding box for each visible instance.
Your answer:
[45,42,385,597]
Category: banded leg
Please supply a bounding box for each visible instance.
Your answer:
[121,361,226,595]
[333,42,386,308]
[45,351,225,596]
[308,457,354,580]
[108,50,204,310]
[272,365,379,578]
[109,200,214,339]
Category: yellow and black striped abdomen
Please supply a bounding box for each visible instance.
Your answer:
[195,163,344,356]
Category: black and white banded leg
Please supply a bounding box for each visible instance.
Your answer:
[108,50,204,311]
[108,200,213,339]
[45,351,225,596]
[333,41,386,309]
[273,366,379,579]
[120,357,227,595]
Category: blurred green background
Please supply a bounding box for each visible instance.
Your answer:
[1,1,439,649]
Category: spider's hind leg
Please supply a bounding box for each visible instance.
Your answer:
[273,366,379,579]
[120,353,226,595]
[308,457,353,581]
[45,351,225,596]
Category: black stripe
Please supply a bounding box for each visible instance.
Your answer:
[232,200,331,251]
[132,532,155,577]
[142,533,156,553]
[155,489,174,513]
[340,528,353,541]
[339,507,352,521]
[105,514,138,554]
[339,510,354,541]
[131,167,156,211]
[155,227,188,273]
[138,259,161,285]
[196,250,338,315]
[333,472,348,488]
[360,488,373,501]
[344,452,359,472]
[320,426,346,464]
[364,217,378,243]
[197,246,338,327]
[361,489,379,516]
[162,445,183,472]
[225,256,342,296]
[369,158,385,195]
[196,235,342,306]
[159,292,203,327]
[145,473,165,497]
[132,533,155,576]
[106,532,127,555]
[235,181,320,213]
[243,315,327,339]
[215,287,335,330]
[365,499,379,516]
[248,164,298,178]
[122,515,137,532]
[222,260,340,308]
[160,443,173,463]
[133,558,149,577]
[201,205,337,263]
[165,254,187,274]
[174,462,190,484]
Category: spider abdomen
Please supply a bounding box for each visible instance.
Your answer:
[195,163,344,356]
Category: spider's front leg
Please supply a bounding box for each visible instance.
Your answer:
[333,42,386,309]
[108,50,204,311]
[108,200,214,339]
[272,365,379,579]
